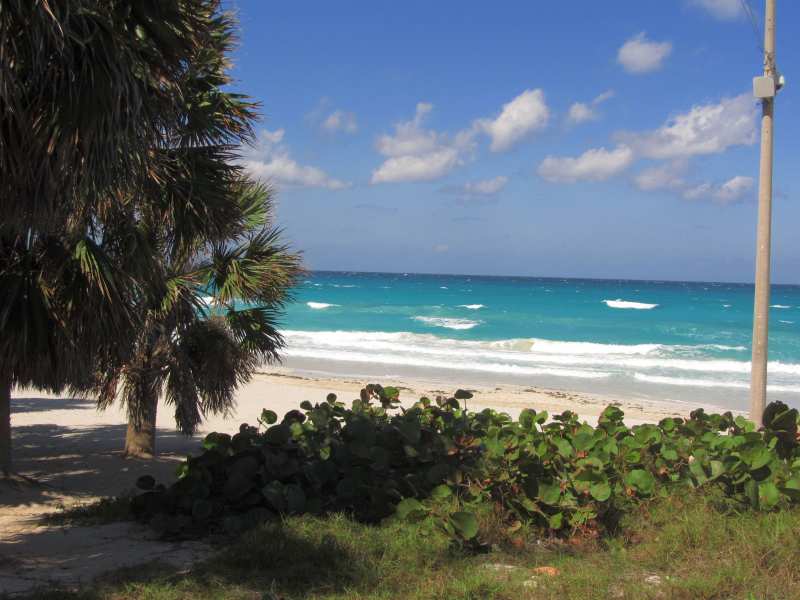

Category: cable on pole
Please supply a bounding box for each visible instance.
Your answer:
[739,0,765,56]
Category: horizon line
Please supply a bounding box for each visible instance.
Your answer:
[308,269,800,287]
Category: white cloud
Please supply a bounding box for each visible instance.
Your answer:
[433,244,449,253]
[371,103,475,183]
[567,103,595,125]
[617,33,672,74]
[475,89,550,152]
[243,129,350,190]
[372,148,462,184]
[635,160,754,205]
[633,160,688,191]
[322,110,358,134]
[260,129,285,144]
[616,94,757,160]
[690,0,743,20]
[566,90,615,125]
[538,145,634,183]
[462,176,509,196]
[684,175,754,204]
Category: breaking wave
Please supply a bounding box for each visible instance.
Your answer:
[307,302,338,310]
[412,316,481,330]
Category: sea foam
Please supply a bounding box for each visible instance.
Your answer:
[280,329,800,393]
[307,302,338,310]
[412,316,480,330]
[634,373,800,394]
[458,304,485,310]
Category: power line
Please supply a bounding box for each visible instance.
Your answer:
[740,0,765,55]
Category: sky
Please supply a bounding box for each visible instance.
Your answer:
[226,0,799,283]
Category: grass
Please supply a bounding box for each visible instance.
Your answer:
[15,492,800,600]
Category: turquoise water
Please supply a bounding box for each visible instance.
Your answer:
[277,271,800,409]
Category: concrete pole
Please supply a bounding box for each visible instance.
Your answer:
[750,0,776,426]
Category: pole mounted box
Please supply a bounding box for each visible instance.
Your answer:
[753,76,776,98]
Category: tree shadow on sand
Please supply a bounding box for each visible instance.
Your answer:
[2,418,202,508]
[10,396,99,414]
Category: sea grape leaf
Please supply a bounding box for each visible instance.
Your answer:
[450,512,479,539]
[625,469,656,496]
[590,481,612,502]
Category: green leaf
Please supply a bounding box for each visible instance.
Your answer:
[660,446,679,461]
[553,438,573,458]
[689,460,708,486]
[260,409,278,425]
[590,481,612,502]
[262,481,286,511]
[396,498,426,520]
[285,484,306,514]
[336,478,357,499]
[759,481,780,509]
[548,512,564,530]
[519,409,537,429]
[781,477,800,500]
[538,482,562,505]
[265,424,291,445]
[431,484,453,500]
[449,512,479,540]
[625,469,656,496]
[383,386,400,400]
[740,446,773,470]
[572,431,596,452]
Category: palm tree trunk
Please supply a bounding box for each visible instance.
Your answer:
[124,388,158,458]
[1,373,11,476]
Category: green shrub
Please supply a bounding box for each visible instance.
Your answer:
[132,386,800,544]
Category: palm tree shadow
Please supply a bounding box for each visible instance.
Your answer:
[2,417,203,508]
[11,396,98,414]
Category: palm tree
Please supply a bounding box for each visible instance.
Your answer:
[0,225,146,474]
[96,182,302,457]
[0,0,212,230]
[0,0,262,474]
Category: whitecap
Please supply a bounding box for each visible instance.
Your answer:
[458,304,485,310]
[722,304,732,308]
[307,302,338,310]
[603,299,658,310]
[780,320,795,325]
[771,304,792,309]
[412,316,480,330]
[440,286,449,290]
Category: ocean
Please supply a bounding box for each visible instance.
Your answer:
[277,271,800,411]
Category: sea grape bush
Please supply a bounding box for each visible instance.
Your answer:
[132,385,800,543]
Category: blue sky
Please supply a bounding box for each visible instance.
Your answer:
[227,0,799,283]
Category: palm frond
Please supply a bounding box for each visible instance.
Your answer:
[225,306,286,365]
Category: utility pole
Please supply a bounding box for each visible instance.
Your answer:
[750,0,783,426]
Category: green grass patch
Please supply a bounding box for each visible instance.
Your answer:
[18,492,800,600]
